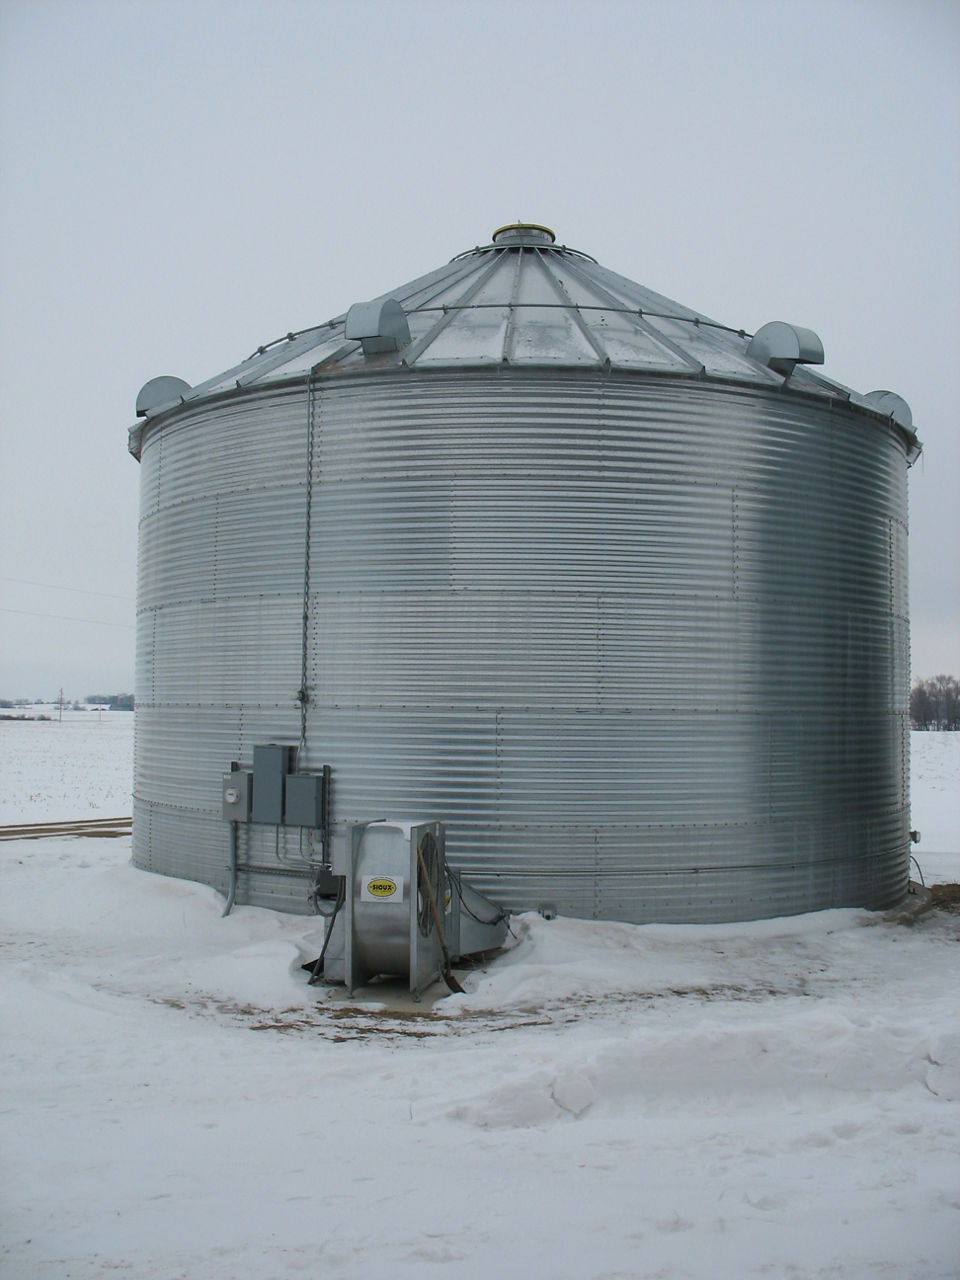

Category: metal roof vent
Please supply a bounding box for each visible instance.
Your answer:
[856,391,919,462]
[859,389,913,430]
[491,222,556,246]
[135,375,191,417]
[746,322,824,378]
[345,297,410,355]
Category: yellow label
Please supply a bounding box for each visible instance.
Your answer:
[366,878,398,899]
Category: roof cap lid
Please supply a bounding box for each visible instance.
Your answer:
[491,222,556,246]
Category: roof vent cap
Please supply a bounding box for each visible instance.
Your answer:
[135,375,192,417]
[746,322,824,378]
[492,222,556,246]
[345,298,411,355]
[859,389,913,430]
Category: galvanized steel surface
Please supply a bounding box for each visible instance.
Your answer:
[131,228,916,923]
[132,373,911,921]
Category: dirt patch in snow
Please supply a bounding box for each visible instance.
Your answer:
[928,882,960,913]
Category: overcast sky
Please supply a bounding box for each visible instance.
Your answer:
[1,0,957,699]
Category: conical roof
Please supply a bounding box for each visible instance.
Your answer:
[131,223,918,458]
[190,222,790,390]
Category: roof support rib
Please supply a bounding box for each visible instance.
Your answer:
[396,250,509,366]
[502,248,525,363]
[533,249,610,365]
[556,250,705,375]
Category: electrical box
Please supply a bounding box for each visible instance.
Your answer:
[312,867,342,899]
[221,771,252,821]
[252,744,295,824]
[284,773,325,828]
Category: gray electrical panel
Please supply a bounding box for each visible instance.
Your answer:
[284,773,324,827]
[251,744,295,824]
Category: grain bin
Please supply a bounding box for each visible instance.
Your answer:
[129,223,920,924]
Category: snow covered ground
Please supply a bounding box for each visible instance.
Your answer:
[0,709,133,824]
[1,716,958,1279]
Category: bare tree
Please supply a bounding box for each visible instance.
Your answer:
[910,675,959,730]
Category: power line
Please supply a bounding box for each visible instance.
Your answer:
[0,576,134,603]
[0,607,134,630]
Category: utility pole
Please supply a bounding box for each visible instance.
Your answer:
[58,687,65,723]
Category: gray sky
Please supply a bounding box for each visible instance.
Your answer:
[1,0,957,699]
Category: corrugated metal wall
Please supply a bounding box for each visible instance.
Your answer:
[132,367,910,922]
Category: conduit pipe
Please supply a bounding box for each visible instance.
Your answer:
[222,821,238,917]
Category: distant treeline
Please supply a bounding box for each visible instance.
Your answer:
[85,693,135,710]
[910,675,959,731]
[0,694,135,710]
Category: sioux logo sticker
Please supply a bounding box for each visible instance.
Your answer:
[361,876,403,902]
[367,879,397,898]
